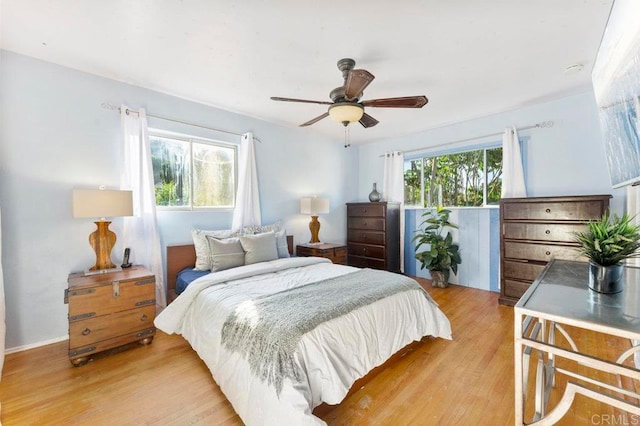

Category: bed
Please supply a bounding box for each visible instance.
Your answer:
[155,234,452,425]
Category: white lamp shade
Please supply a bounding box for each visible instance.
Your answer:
[328,103,364,123]
[73,189,134,218]
[300,197,330,215]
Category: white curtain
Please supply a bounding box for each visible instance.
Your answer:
[232,132,261,231]
[501,127,527,198]
[0,207,5,380]
[120,106,166,308]
[383,151,405,272]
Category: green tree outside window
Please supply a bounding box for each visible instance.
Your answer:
[150,134,236,209]
[404,147,503,207]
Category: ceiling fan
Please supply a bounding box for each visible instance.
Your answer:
[271,58,429,129]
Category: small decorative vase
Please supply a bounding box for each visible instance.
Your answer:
[588,261,624,294]
[430,270,448,288]
[369,183,381,202]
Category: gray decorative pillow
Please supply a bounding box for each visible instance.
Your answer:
[239,231,279,265]
[192,228,239,271]
[242,221,282,235]
[275,229,290,258]
[206,236,245,272]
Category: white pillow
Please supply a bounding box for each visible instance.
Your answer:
[239,231,279,265]
[275,229,290,258]
[206,236,245,272]
[242,221,282,235]
[191,228,239,271]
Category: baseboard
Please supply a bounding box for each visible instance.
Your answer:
[4,335,68,355]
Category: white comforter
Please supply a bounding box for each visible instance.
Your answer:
[155,257,452,425]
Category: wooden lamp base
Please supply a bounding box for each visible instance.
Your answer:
[87,221,118,274]
[309,215,321,244]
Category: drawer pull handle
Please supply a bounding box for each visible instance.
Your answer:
[362,248,367,253]
[363,222,368,227]
[140,314,148,322]
[112,280,120,298]
[545,230,551,235]
[545,251,551,256]
[82,328,91,336]
[545,208,551,213]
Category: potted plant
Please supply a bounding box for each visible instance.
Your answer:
[573,212,640,293]
[412,207,462,288]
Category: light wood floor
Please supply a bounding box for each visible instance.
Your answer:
[0,280,635,425]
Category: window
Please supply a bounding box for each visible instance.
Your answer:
[149,132,236,209]
[404,146,503,207]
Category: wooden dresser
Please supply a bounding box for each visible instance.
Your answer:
[66,266,156,366]
[346,201,400,272]
[296,243,347,264]
[499,195,611,306]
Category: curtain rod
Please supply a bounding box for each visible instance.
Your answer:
[101,103,262,143]
[379,120,554,157]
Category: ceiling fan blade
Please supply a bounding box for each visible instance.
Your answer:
[271,96,333,105]
[344,69,375,100]
[359,112,379,128]
[300,112,329,127]
[362,96,428,108]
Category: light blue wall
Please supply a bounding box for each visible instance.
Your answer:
[0,51,357,350]
[358,91,625,210]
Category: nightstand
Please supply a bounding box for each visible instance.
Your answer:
[296,243,347,265]
[65,266,156,366]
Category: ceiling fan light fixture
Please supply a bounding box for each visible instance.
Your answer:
[328,103,364,124]
[272,58,428,129]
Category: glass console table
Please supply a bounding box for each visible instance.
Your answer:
[515,259,640,424]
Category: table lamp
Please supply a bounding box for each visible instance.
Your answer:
[300,197,330,244]
[72,188,133,275]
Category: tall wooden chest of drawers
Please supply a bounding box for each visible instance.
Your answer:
[346,201,400,272]
[499,195,611,306]
[66,266,156,366]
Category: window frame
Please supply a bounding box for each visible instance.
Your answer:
[404,142,503,209]
[149,129,238,212]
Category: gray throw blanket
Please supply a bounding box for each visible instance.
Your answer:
[220,268,432,395]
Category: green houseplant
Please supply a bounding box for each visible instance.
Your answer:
[412,207,462,288]
[573,212,640,293]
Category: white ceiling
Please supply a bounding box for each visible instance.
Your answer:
[0,0,614,144]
